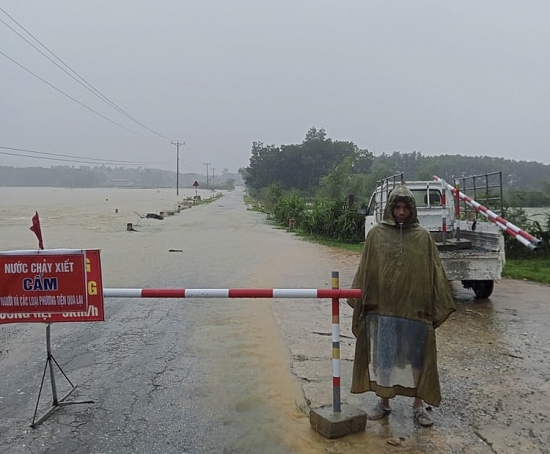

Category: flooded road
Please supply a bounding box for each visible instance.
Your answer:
[0,186,549,453]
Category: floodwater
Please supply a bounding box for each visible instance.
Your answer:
[523,207,550,224]
[1,187,549,453]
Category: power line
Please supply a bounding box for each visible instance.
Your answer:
[0,7,167,139]
[0,145,158,166]
[0,150,148,166]
[0,49,152,137]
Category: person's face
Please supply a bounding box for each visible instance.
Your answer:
[392,201,411,224]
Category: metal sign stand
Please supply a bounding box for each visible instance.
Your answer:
[31,324,94,428]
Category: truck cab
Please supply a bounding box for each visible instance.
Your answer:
[365,181,453,236]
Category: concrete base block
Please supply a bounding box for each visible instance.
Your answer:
[309,403,367,439]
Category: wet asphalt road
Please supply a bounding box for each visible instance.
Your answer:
[1,187,311,454]
[1,187,549,454]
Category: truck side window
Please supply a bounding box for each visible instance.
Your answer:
[366,193,376,216]
[413,190,442,206]
[424,190,442,206]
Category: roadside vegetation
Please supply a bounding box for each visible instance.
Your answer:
[502,259,550,284]
[241,127,550,285]
[246,195,550,284]
[501,207,550,284]
[191,191,224,206]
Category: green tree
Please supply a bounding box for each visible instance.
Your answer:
[318,156,354,200]
[243,127,365,194]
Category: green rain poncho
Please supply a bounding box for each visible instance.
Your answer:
[348,185,456,406]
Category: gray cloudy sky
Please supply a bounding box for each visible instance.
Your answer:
[1,1,549,174]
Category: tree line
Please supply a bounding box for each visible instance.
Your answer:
[240,127,550,207]
[0,165,242,190]
[240,127,550,255]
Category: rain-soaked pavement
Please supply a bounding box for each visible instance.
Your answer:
[0,186,549,453]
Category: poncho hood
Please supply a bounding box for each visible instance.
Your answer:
[381,184,418,227]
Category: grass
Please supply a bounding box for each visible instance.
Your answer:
[243,194,268,213]
[503,258,550,284]
[185,192,223,207]
[293,231,364,253]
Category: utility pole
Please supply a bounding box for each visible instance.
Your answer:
[203,162,211,188]
[171,141,184,196]
[211,167,215,187]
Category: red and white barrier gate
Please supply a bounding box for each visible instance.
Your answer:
[103,288,358,299]
[0,247,361,425]
[3,214,364,428]
[433,175,542,251]
[104,280,362,414]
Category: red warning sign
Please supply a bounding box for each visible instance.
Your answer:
[0,249,105,324]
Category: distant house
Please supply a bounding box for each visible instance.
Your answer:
[108,179,134,187]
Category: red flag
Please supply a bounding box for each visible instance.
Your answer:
[29,211,44,250]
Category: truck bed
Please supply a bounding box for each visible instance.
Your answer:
[432,227,505,282]
[438,247,504,281]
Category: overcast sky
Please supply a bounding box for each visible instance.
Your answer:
[1,1,549,174]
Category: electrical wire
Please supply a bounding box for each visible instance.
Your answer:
[0,50,156,138]
[0,145,161,166]
[0,7,168,140]
[0,6,176,147]
[0,8,188,171]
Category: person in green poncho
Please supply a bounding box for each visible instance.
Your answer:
[348,184,456,427]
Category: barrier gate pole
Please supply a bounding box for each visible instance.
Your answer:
[308,272,367,440]
[331,271,341,413]
[102,283,366,438]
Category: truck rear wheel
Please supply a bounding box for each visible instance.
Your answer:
[462,280,494,298]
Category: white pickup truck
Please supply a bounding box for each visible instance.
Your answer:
[363,173,506,298]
